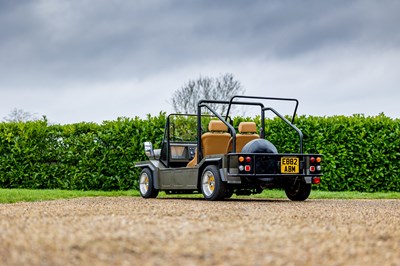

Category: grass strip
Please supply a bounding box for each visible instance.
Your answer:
[1,189,399,204]
[0,189,139,204]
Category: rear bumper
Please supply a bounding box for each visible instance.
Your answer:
[227,153,323,179]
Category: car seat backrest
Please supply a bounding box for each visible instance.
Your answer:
[238,121,257,134]
[226,122,260,153]
[187,120,231,167]
[202,120,231,156]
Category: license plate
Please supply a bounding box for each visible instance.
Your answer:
[281,157,299,174]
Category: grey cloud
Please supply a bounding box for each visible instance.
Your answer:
[0,0,399,88]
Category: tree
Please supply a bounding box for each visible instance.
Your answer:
[171,73,245,115]
[3,108,39,122]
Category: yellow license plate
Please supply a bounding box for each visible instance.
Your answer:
[281,157,299,174]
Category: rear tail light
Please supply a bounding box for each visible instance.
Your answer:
[313,177,321,184]
[238,156,252,172]
[310,166,316,172]
[310,157,315,163]
[316,157,322,163]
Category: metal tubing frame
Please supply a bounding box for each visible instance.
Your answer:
[162,95,302,166]
[263,107,304,153]
[196,103,236,163]
[226,95,299,124]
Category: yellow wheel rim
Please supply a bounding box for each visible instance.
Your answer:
[139,172,150,195]
[202,170,216,197]
[144,176,149,191]
[208,176,215,191]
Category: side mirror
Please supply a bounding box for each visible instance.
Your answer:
[144,142,154,158]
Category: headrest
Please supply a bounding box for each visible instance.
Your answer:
[238,122,257,133]
[208,120,228,132]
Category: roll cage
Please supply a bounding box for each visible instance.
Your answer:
[194,96,303,164]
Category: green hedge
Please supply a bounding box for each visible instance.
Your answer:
[0,115,165,190]
[256,114,400,192]
[0,113,399,192]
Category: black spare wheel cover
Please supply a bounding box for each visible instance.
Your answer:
[241,139,278,154]
[241,139,278,175]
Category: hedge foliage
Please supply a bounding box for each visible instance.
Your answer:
[259,114,400,192]
[0,115,165,190]
[0,113,399,192]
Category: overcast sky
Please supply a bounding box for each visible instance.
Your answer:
[1,0,399,124]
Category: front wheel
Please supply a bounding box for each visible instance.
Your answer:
[201,165,226,201]
[139,168,159,198]
[285,180,311,201]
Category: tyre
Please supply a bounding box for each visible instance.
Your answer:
[241,139,278,154]
[200,165,227,201]
[285,180,311,201]
[139,168,159,198]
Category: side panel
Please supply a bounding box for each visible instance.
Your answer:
[159,168,198,190]
[198,155,242,184]
[222,156,241,184]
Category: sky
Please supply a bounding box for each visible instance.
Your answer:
[1,0,399,124]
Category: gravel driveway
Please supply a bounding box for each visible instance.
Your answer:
[1,197,399,266]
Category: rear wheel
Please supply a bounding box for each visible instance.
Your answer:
[201,165,226,201]
[139,168,159,198]
[285,180,311,201]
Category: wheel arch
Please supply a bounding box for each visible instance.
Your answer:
[197,158,227,189]
[135,162,160,189]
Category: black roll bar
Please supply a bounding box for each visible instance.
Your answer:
[197,103,237,163]
[198,99,267,138]
[263,107,303,153]
[226,95,299,124]
[193,96,302,164]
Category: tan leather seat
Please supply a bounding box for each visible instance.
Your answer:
[226,122,259,153]
[187,120,231,167]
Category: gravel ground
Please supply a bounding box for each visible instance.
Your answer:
[0,197,399,266]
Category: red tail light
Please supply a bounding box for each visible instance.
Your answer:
[313,177,321,184]
[310,166,316,172]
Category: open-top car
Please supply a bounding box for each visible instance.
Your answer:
[135,95,322,201]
